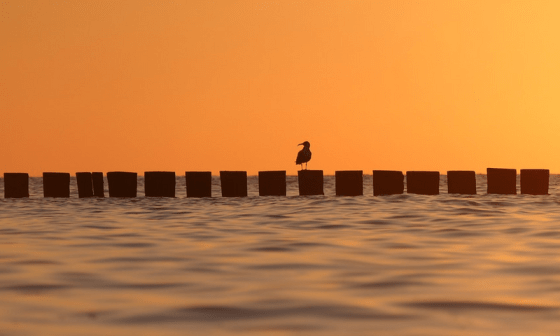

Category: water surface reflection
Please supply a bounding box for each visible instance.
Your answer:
[1,176,560,335]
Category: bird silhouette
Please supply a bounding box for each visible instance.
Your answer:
[295,141,311,170]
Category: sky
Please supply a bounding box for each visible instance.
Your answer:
[2,0,560,176]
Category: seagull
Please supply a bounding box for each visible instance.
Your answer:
[295,141,311,170]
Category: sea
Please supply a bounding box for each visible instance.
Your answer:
[2,175,560,335]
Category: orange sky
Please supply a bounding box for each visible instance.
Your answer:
[2,1,560,176]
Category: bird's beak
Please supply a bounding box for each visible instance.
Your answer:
[298,143,303,146]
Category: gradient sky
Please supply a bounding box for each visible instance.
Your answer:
[2,1,560,176]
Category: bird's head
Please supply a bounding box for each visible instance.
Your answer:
[298,141,310,148]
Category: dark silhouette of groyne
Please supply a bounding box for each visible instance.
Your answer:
[186,171,212,197]
[43,172,70,198]
[259,171,287,196]
[520,169,549,195]
[447,171,477,194]
[487,168,517,194]
[298,170,324,196]
[220,171,248,197]
[373,170,404,196]
[107,172,137,197]
[92,172,104,197]
[335,171,363,196]
[76,172,94,198]
[145,171,176,197]
[1,168,553,198]
[4,173,29,198]
[406,171,440,195]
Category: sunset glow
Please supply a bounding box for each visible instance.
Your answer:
[2,1,560,175]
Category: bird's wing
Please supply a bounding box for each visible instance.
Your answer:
[296,150,305,164]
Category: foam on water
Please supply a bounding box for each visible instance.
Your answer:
[1,176,560,335]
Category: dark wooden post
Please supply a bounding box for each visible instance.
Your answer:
[92,172,104,197]
[4,173,29,198]
[298,170,324,196]
[220,171,248,197]
[43,172,70,198]
[76,172,94,198]
[520,169,549,195]
[186,172,212,197]
[372,170,404,196]
[447,171,477,194]
[487,168,516,194]
[258,171,286,196]
[335,170,363,196]
[406,171,440,195]
[145,171,176,197]
[107,172,137,197]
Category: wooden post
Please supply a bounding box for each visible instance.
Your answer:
[76,172,94,198]
[145,171,176,197]
[406,171,440,195]
[4,173,29,198]
[487,168,516,194]
[298,170,324,196]
[107,172,137,197]
[447,171,477,194]
[43,172,71,198]
[220,171,247,197]
[335,170,363,196]
[186,172,212,197]
[258,171,286,196]
[92,172,104,197]
[520,169,549,195]
[372,170,404,196]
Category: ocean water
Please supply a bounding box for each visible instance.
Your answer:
[2,175,560,335]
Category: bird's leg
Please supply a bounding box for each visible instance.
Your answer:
[300,164,303,171]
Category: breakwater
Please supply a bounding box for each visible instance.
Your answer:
[1,169,551,198]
